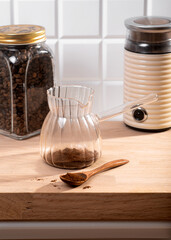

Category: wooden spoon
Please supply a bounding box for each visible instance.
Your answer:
[60,159,129,187]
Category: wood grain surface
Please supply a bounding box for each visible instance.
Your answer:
[0,121,170,221]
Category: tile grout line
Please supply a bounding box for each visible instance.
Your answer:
[55,0,60,84]
[99,0,103,87]
[56,0,61,84]
[101,0,105,111]
[144,0,148,16]
[55,0,58,38]
[10,0,14,24]
[146,0,152,16]
[12,0,18,24]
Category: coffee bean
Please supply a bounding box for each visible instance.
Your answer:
[32,73,37,78]
[18,68,24,74]
[0,43,53,137]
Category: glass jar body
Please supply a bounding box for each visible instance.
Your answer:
[0,42,54,139]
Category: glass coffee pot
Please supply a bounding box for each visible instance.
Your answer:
[40,85,157,169]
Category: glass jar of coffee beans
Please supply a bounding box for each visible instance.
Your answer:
[0,25,53,139]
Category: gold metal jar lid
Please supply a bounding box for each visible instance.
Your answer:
[0,25,46,44]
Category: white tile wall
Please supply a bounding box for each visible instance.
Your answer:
[59,0,100,38]
[103,0,144,37]
[0,0,170,118]
[103,81,123,112]
[14,0,57,37]
[0,0,11,25]
[149,0,171,16]
[103,39,125,81]
[61,40,101,80]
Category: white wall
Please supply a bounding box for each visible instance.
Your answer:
[0,0,170,116]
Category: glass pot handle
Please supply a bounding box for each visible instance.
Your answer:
[97,93,158,122]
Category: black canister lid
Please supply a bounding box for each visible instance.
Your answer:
[125,16,171,54]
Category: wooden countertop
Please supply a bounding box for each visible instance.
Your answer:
[0,121,170,221]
